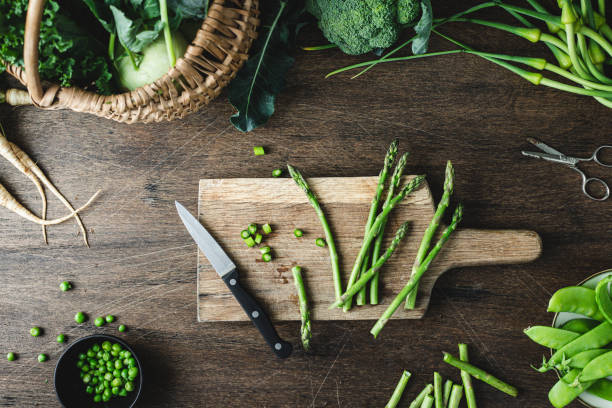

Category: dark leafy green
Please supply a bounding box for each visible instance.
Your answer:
[411,0,433,55]
[168,0,208,19]
[0,0,114,94]
[228,1,307,132]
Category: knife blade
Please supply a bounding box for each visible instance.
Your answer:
[175,201,292,359]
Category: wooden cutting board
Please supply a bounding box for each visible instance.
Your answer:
[197,177,542,322]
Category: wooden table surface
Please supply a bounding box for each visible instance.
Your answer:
[1,1,611,406]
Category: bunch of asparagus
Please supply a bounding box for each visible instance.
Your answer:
[288,139,464,340]
[385,343,517,408]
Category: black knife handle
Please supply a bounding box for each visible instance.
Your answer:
[222,270,292,359]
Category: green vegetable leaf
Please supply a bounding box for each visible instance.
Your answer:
[110,5,163,54]
[168,0,208,19]
[228,1,305,132]
[412,0,433,55]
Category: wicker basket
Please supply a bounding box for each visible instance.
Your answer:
[5,0,260,123]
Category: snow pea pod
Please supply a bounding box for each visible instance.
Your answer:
[548,369,595,408]
[588,379,612,401]
[595,276,612,324]
[560,318,599,334]
[566,349,610,369]
[524,326,579,349]
[545,321,612,370]
[548,287,605,321]
[579,350,612,382]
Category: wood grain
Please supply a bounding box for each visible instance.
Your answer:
[198,177,541,321]
[1,1,611,407]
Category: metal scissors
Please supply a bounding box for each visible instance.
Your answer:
[521,138,612,201]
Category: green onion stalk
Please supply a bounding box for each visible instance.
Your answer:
[370,204,463,338]
[370,152,408,304]
[288,165,343,302]
[354,139,399,307]
[405,160,454,310]
[338,175,425,311]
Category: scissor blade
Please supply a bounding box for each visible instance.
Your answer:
[526,137,566,156]
[521,150,574,165]
[175,201,236,278]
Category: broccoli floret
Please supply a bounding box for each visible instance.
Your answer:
[307,0,421,55]
[397,0,420,25]
[307,0,400,55]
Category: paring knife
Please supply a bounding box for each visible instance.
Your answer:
[175,201,292,359]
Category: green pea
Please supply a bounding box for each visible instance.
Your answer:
[560,318,599,334]
[6,352,16,361]
[104,373,113,382]
[59,281,71,291]
[86,385,94,394]
[92,344,100,352]
[128,366,138,379]
[93,394,102,402]
[112,343,121,352]
[83,374,91,384]
[119,388,128,397]
[95,384,104,394]
[82,364,90,372]
[272,169,282,177]
[30,327,41,337]
[118,325,126,333]
[103,380,110,389]
[91,376,99,385]
[115,359,123,369]
[102,352,110,361]
[110,349,119,357]
[77,361,84,369]
[87,350,95,358]
[121,369,128,380]
[548,286,604,320]
[293,228,303,237]
[102,393,110,402]
[112,386,120,395]
[96,351,102,359]
[113,369,121,378]
[37,354,47,362]
[80,372,85,379]
[74,312,86,324]
[111,378,122,387]
[78,353,86,360]
[101,341,111,351]
[94,317,105,327]
[105,315,115,323]
[127,357,136,367]
[56,333,66,343]
[125,381,134,392]
[106,361,113,371]
[262,253,272,262]
[315,238,326,247]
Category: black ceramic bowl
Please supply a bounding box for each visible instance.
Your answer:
[54,334,143,408]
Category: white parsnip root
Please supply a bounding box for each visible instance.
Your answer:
[0,124,100,246]
[0,89,32,106]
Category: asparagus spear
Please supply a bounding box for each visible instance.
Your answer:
[443,352,518,397]
[342,175,425,311]
[409,384,434,408]
[329,222,411,309]
[459,344,477,408]
[421,395,434,408]
[443,380,454,407]
[288,165,342,301]
[370,152,409,304]
[406,161,454,309]
[447,385,464,408]
[356,139,399,306]
[434,372,443,408]
[385,370,412,408]
[292,266,311,351]
[370,205,463,338]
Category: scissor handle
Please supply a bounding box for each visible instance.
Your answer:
[574,167,611,201]
[591,145,612,167]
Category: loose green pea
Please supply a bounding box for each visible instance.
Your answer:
[293,228,303,237]
[75,312,86,324]
[315,238,326,247]
[6,352,16,361]
[272,169,282,177]
[94,317,105,327]
[118,325,126,333]
[56,333,66,343]
[59,281,71,291]
[37,354,47,362]
[105,315,115,323]
[30,327,41,337]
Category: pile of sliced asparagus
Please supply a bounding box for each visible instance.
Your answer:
[288,139,463,339]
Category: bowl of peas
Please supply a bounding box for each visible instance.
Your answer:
[54,334,143,407]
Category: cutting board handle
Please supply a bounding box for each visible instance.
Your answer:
[443,229,542,269]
